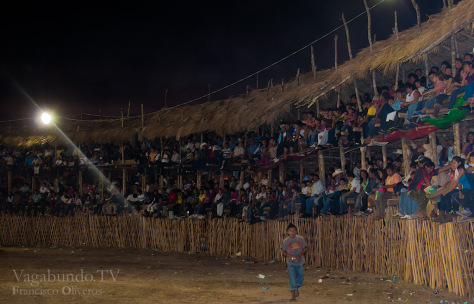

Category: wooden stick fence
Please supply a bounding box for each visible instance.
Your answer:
[0,215,473,297]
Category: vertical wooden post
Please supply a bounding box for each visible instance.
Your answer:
[362,147,368,170]
[382,145,387,168]
[342,14,352,60]
[393,10,400,92]
[100,169,104,199]
[78,170,83,194]
[122,168,127,196]
[268,168,273,186]
[318,150,325,182]
[401,138,411,178]
[219,171,225,189]
[451,34,457,77]
[197,172,202,189]
[31,176,36,193]
[159,175,164,190]
[311,45,317,81]
[334,35,341,108]
[339,146,346,170]
[299,160,304,182]
[394,62,400,90]
[142,174,146,192]
[429,133,439,166]
[121,108,125,165]
[239,167,244,189]
[410,0,421,32]
[141,104,144,128]
[424,54,430,79]
[257,171,263,185]
[7,170,12,194]
[279,163,285,184]
[54,178,59,194]
[454,123,461,156]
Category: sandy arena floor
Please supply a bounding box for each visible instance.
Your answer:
[0,247,470,304]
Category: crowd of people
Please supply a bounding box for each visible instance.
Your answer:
[1,54,474,224]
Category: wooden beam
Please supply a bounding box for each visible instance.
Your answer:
[454,123,461,156]
[382,145,387,168]
[141,104,144,128]
[268,168,273,187]
[311,45,317,81]
[78,170,83,195]
[7,170,12,194]
[197,172,202,189]
[429,133,439,166]
[394,10,399,40]
[334,34,338,69]
[361,147,367,170]
[410,0,421,32]
[299,160,304,183]
[318,150,325,182]
[363,0,373,51]
[279,162,285,184]
[342,13,353,60]
[340,146,346,171]
[122,168,127,196]
[401,138,411,177]
[451,34,457,77]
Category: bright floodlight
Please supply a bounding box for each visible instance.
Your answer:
[41,112,51,124]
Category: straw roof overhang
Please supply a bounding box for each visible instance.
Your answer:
[1,0,473,147]
[297,0,474,107]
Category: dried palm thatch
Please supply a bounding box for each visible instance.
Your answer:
[298,0,474,107]
[1,0,473,146]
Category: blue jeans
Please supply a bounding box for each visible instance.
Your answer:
[439,190,459,212]
[287,264,304,291]
[305,196,318,214]
[339,191,358,214]
[398,190,418,215]
[406,101,421,119]
[278,200,290,218]
[320,192,340,214]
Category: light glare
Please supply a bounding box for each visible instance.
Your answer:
[41,112,51,124]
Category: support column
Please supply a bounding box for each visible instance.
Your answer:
[382,145,387,168]
[122,168,127,196]
[100,169,104,199]
[257,171,262,186]
[197,172,202,189]
[239,164,245,189]
[318,150,325,182]
[159,175,164,190]
[54,178,59,194]
[78,170,83,195]
[142,174,146,192]
[454,123,461,156]
[219,171,225,189]
[361,147,367,170]
[429,133,439,166]
[339,146,346,170]
[401,138,411,178]
[278,163,285,184]
[299,160,304,182]
[7,170,12,194]
[268,168,273,187]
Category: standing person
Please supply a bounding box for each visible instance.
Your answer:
[280,223,307,300]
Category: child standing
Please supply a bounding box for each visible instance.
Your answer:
[281,223,307,300]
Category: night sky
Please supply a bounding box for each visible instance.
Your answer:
[0,0,450,121]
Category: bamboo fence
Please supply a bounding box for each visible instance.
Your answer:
[0,215,473,297]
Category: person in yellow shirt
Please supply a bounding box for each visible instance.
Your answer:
[374,165,402,219]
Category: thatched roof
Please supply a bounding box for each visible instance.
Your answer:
[1,0,473,147]
[298,0,474,107]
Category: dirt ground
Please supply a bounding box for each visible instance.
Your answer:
[0,247,471,304]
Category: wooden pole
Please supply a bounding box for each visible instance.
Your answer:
[142,174,146,192]
[381,145,387,168]
[318,150,325,182]
[268,168,273,186]
[316,100,320,118]
[334,34,338,68]
[100,169,104,199]
[424,54,430,79]
[121,108,125,165]
[278,163,285,184]
[451,34,457,77]
[342,14,353,60]
[239,166,244,189]
[141,104,144,128]
[401,138,411,177]
[339,146,346,171]
[299,160,304,182]
[256,72,259,90]
[78,170,83,195]
[219,171,225,189]
[127,101,131,117]
[410,0,421,32]
[311,45,317,81]
[7,170,12,194]
[122,168,127,197]
[394,11,399,39]
[454,123,461,156]
[296,68,300,86]
[361,147,367,170]
[395,62,400,90]
[159,175,164,190]
[429,133,439,166]
[197,172,202,189]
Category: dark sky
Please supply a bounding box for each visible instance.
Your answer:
[0,0,450,121]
